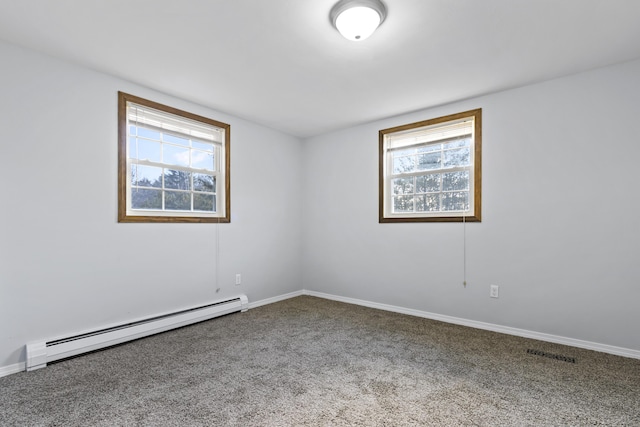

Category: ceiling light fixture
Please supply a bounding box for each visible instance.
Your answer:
[330,0,387,41]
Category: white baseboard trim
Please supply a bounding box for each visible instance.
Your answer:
[248,290,304,310]
[3,288,637,377]
[303,290,640,360]
[0,362,26,378]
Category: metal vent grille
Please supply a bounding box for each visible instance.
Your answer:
[527,349,576,363]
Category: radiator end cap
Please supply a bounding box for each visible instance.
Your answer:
[25,342,47,371]
[239,294,249,312]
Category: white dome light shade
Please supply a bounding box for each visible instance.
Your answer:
[330,0,387,41]
[335,7,381,41]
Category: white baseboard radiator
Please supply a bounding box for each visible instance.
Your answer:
[25,294,248,371]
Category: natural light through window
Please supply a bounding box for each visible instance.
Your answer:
[118,92,230,223]
[379,109,481,223]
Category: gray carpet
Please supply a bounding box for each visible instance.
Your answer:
[1,296,639,426]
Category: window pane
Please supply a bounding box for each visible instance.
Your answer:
[163,133,190,146]
[130,138,161,162]
[131,188,162,209]
[164,169,191,190]
[442,192,469,211]
[443,147,470,168]
[131,165,162,188]
[137,127,160,141]
[165,191,191,210]
[393,155,415,174]
[193,140,214,152]
[163,144,190,167]
[415,194,440,212]
[395,148,416,156]
[417,152,441,171]
[416,174,441,193]
[194,173,215,193]
[442,171,469,191]
[417,144,441,153]
[393,195,414,212]
[444,137,471,149]
[192,150,214,171]
[194,193,215,212]
[392,178,414,195]
[129,125,137,136]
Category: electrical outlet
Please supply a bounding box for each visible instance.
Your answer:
[235,273,241,286]
[490,284,499,298]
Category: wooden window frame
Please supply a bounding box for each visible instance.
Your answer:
[379,109,482,223]
[118,92,231,223]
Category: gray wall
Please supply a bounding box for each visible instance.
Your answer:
[2,39,639,373]
[0,41,303,369]
[302,58,640,352]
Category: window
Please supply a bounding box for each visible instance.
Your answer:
[118,92,230,223]
[379,109,481,223]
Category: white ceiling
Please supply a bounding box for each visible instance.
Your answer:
[1,0,640,138]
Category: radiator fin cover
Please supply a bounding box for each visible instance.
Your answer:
[26,295,248,371]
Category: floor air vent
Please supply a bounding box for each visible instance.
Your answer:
[527,348,576,364]
[26,295,248,371]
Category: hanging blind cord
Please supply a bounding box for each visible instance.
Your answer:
[463,213,467,287]
[215,217,220,293]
